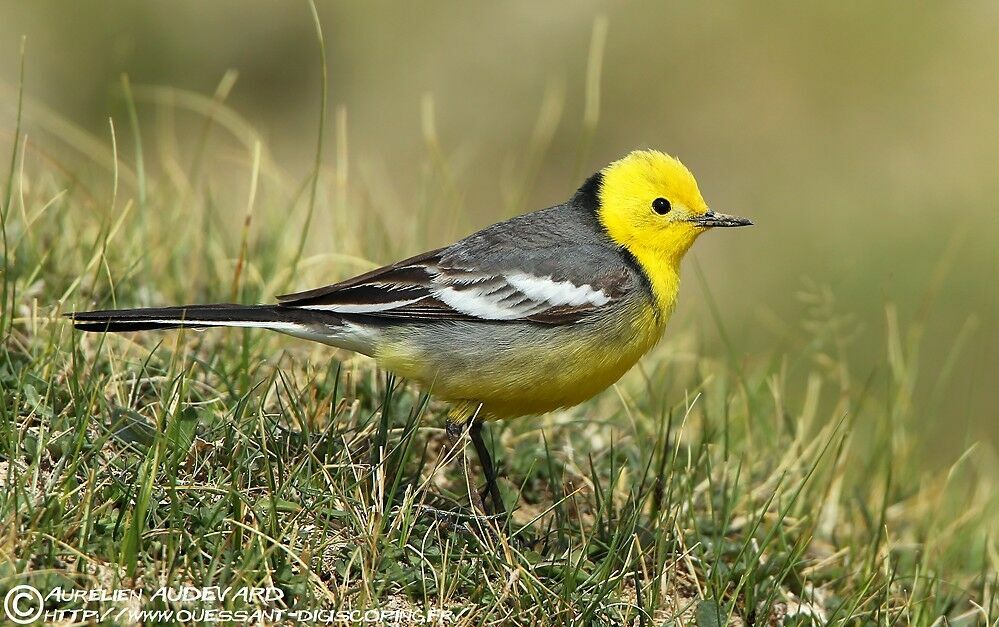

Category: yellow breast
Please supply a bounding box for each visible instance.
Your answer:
[374,294,671,421]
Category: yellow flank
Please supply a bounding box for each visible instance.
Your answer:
[376,301,666,421]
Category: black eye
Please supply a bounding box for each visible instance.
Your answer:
[652,197,671,215]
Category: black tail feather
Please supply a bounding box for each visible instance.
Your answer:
[67,303,326,333]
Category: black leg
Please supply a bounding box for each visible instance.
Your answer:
[469,420,505,517]
[445,418,487,514]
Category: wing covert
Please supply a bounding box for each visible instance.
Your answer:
[276,206,634,324]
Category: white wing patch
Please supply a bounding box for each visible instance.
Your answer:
[433,285,540,320]
[279,261,615,322]
[432,271,610,320]
[504,272,610,307]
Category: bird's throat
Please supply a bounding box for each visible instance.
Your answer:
[628,244,683,321]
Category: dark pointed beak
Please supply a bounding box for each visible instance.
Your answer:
[688,210,753,228]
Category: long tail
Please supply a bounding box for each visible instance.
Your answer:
[68,303,330,334]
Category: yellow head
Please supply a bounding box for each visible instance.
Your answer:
[595,150,751,264]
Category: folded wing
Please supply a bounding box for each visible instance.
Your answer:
[277,244,630,325]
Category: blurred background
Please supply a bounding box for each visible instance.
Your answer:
[2,1,996,460]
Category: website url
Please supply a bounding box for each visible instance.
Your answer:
[40,607,455,624]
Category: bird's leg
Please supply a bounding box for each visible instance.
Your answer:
[444,410,487,515]
[469,420,506,518]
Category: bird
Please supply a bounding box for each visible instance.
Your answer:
[69,149,751,516]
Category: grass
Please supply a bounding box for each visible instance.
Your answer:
[1,56,997,627]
